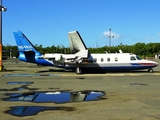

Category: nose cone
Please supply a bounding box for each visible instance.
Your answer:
[141,60,159,67]
[154,61,159,67]
[150,61,159,67]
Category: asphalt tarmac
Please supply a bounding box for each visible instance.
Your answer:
[0,59,160,120]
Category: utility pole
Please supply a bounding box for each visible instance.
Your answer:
[0,0,7,71]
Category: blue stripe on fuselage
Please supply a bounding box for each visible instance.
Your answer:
[65,63,156,72]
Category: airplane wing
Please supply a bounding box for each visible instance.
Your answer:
[40,31,93,64]
[68,31,87,53]
[68,31,93,63]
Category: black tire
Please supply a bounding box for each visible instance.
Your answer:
[148,68,153,73]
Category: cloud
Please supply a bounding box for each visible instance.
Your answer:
[145,36,152,40]
[157,32,160,37]
[103,31,121,39]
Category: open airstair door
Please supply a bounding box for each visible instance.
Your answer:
[68,31,92,74]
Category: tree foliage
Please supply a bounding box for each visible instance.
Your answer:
[2,42,160,58]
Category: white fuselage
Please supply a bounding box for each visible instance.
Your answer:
[44,52,158,72]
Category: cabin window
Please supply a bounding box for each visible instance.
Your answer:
[115,57,118,62]
[130,56,136,60]
[101,58,104,62]
[107,58,110,62]
[94,58,97,62]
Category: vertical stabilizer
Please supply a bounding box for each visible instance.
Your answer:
[13,30,54,66]
[13,30,42,63]
[13,30,40,54]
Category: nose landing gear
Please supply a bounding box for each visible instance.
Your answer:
[148,68,153,73]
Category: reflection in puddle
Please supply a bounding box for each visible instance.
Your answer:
[7,82,33,85]
[5,106,75,117]
[5,91,105,103]
[3,74,59,76]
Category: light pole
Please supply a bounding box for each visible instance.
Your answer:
[0,0,7,71]
[107,28,114,47]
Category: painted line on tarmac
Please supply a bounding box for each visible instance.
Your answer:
[1,72,160,77]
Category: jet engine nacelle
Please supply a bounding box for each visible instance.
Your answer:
[43,53,62,61]
[54,54,62,61]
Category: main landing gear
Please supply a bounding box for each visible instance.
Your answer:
[76,63,82,74]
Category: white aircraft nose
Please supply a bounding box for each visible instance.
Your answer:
[142,60,159,67]
[155,62,159,66]
[151,61,159,67]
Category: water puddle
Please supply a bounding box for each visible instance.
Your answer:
[0,85,38,91]
[3,74,58,77]
[130,83,148,86]
[7,82,33,85]
[5,106,75,117]
[5,91,105,103]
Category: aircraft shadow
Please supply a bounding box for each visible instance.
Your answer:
[35,68,160,74]
[36,69,69,73]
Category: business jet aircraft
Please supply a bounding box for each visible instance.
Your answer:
[13,30,158,74]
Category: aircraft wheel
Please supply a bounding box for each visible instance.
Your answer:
[148,68,153,73]
[76,67,82,74]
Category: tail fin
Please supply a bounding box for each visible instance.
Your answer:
[13,30,41,55]
[13,30,54,66]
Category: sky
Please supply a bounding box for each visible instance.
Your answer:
[2,0,160,48]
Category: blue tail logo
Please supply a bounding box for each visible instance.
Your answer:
[13,30,39,53]
[13,30,54,66]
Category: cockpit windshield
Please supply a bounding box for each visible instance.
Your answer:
[136,56,142,60]
[130,55,142,60]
